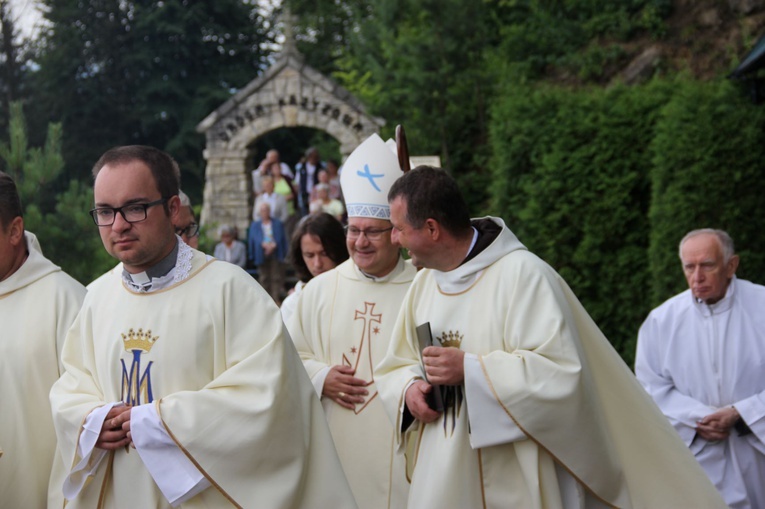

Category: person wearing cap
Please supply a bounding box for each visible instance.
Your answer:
[287,134,416,509]
[375,166,727,509]
[0,171,86,508]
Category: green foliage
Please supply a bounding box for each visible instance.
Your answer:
[490,75,765,365]
[487,0,672,83]
[0,102,64,214]
[29,0,273,202]
[569,44,627,82]
[489,80,674,364]
[0,101,114,284]
[648,78,765,306]
[330,0,498,213]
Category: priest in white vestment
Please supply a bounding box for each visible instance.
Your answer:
[0,171,86,509]
[49,145,356,508]
[288,134,415,509]
[636,228,765,509]
[377,166,726,509]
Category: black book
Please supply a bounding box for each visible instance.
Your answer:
[416,322,444,412]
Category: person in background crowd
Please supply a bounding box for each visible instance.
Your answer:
[295,147,324,217]
[213,224,247,268]
[281,213,348,325]
[309,183,345,223]
[248,202,288,304]
[252,149,294,195]
[253,175,289,224]
[176,190,199,249]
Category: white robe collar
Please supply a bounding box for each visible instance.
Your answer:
[352,255,407,283]
[121,237,194,293]
[692,276,737,316]
[433,216,526,294]
[0,231,60,296]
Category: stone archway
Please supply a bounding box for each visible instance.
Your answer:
[196,45,384,236]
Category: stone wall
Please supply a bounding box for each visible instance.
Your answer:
[198,50,383,238]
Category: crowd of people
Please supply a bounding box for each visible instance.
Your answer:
[1,133,762,508]
[211,147,348,305]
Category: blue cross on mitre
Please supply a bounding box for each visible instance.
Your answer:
[356,163,384,192]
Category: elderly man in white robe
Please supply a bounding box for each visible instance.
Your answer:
[49,145,356,508]
[0,171,86,508]
[288,134,415,509]
[636,228,765,509]
[377,165,726,509]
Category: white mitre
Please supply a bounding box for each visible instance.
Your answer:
[340,133,402,219]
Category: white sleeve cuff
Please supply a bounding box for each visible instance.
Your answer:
[464,353,526,449]
[314,365,331,398]
[131,403,211,506]
[62,403,117,500]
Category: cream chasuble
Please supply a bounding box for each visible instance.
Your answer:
[376,217,726,509]
[50,248,356,508]
[288,257,416,509]
[0,231,86,509]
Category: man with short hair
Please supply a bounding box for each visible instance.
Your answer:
[213,224,247,268]
[0,171,86,508]
[288,134,415,509]
[49,145,356,508]
[636,228,765,508]
[376,165,726,509]
[253,175,289,224]
[248,202,288,304]
[175,190,199,248]
[295,147,324,217]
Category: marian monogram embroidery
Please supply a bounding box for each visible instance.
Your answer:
[341,302,381,414]
[120,328,158,406]
[435,330,464,437]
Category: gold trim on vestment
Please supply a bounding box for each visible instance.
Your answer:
[435,269,487,296]
[155,399,243,508]
[477,355,618,509]
[96,451,114,509]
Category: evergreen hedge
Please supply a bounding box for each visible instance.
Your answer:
[648,78,765,306]
[488,77,765,366]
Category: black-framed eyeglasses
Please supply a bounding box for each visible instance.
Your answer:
[345,225,393,241]
[89,198,168,227]
[175,222,200,238]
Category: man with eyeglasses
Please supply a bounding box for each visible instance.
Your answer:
[288,134,416,509]
[0,171,86,508]
[175,190,199,249]
[375,166,726,509]
[49,145,356,508]
[636,229,765,508]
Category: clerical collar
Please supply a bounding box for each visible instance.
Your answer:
[122,240,179,293]
[462,218,502,265]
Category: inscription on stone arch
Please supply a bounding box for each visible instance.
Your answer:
[196,48,383,237]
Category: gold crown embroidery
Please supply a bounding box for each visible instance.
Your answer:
[122,328,159,352]
[439,330,463,349]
